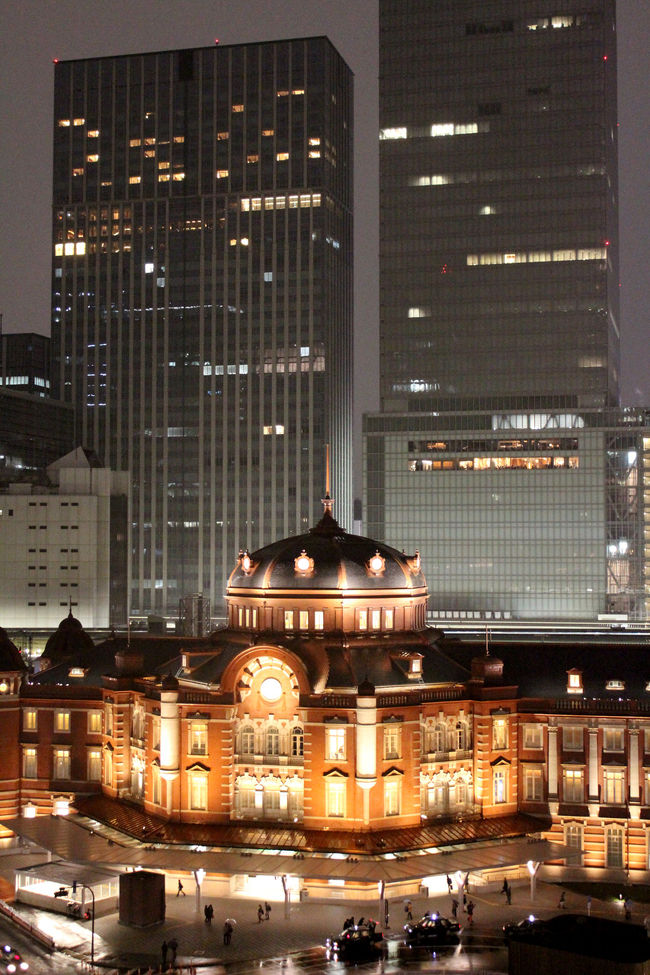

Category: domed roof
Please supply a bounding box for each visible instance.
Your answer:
[227,504,426,594]
[43,610,94,663]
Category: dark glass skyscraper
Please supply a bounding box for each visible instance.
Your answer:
[365,2,645,622]
[379,0,619,410]
[51,38,353,618]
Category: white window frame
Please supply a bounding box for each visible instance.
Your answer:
[23,709,37,732]
[87,710,102,734]
[53,747,71,780]
[603,727,624,752]
[493,766,507,804]
[384,776,402,816]
[189,772,208,811]
[189,720,208,756]
[326,726,346,761]
[523,723,543,749]
[326,778,346,818]
[563,767,584,803]
[87,749,102,781]
[562,725,583,750]
[603,768,625,804]
[54,710,71,733]
[492,717,508,750]
[523,766,543,801]
[22,747,37,779]
[384,723,402,760]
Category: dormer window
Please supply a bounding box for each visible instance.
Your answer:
[606,679,624,691]
[240,550,254,574]
[408,653,423,678]
[567,669,583,695]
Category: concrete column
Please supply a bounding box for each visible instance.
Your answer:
[355,685,377,825]
[160,678,180,812]
[630,727,640,813]
[588,726,599,802]
[547,727,558,799]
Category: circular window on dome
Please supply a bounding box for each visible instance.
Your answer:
[294,550,314,576]
[260,676,283,702]
[367,551,386,576]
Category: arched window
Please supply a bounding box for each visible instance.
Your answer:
[266,725,280,756]
[455,720,468,750]
[240,725,255,755]
[429,722,446,752]
[291,727,304,757]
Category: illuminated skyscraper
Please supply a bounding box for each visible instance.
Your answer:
[51,38,352,618]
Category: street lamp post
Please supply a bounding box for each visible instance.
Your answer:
[55,882,95,966]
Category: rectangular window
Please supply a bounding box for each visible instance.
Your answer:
[524,767,543,801]
[23,747,37,779]
[105,704,113,737]
[314,610,324,630]
[371,609,381,630]
[55,710,70,733]
[562,726,583,750]
[325,727,346,761]
[603,727,624,752]
[104,749,113,787]
[152,764,161,804]
[53,748,71,780]
[606,828,624,867]
[284,610,294,630]
[384,723,401,760]
[190,774,208,810]
[87,749,102,781]
[87,711,102,734]
[358,609,368,631]
[384,608,394,629]
[523,724,543,749]
[299,610,309,630]
[493,767,507,803]
[603,769,625,804]
[384,777,402,816]
[23,709,37,731]
[189,721,208,756]
[563,768,584,803]
[326,779,346,817]
[492,717,508,750]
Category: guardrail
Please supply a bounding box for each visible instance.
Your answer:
[0,899,56,952]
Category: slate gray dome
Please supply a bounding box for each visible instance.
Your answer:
[43,610,94,663]
[228,507,426,594]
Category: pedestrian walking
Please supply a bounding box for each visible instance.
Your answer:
[265,900,271,920]
[558,890,566,909]
[177,879,185,896]
[405,900,413,920]
[467,900,474,925]
[257,903,264,923]
[587,895,592,916]
[169,937,178,965]
[465,871,470,893]
[446,874,453,894]
[223,920,233,944]
[384,899,390,929]
[501,878,508,896]
[207,904,214,923]
[204,904,210,923]
[161,941,168,968]
[506,883,512,906]
[451,898,458,919]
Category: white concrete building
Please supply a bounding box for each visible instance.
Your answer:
[0,448,128,628]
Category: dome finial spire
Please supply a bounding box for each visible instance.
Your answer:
[321,442,334,517]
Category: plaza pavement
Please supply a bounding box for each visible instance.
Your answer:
[5,873,646,973]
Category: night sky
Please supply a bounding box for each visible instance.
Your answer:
[1,0,648,445]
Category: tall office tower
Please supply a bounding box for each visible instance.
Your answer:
[51,39,353,619]
[365,2,643,622]
[379,0,618,409]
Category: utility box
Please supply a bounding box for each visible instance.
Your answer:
[119,871,165,927]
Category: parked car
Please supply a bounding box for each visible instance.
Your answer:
[503,915,548,940]
[403,913,461,947]
[326,922,384,960]
[1,944,29,972]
